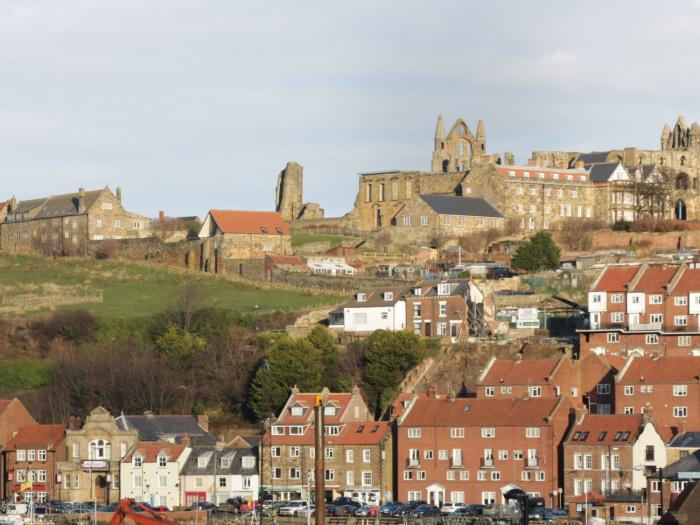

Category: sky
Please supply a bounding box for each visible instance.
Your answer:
[2,1,700,218]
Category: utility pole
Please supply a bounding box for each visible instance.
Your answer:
[314,404,325,525]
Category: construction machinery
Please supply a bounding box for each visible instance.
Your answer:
[107,499,179,525]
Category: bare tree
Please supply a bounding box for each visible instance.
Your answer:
[559,218,604,252]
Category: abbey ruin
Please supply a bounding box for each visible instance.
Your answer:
[279,116,700,243]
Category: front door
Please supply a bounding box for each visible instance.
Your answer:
[424,321,431,337]
[450,321,460,343]
[94,475,107,504]
[426,485,444,506]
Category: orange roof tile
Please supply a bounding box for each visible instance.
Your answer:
[0,202,6,212]
[4,424,65,450]
[630,266,677,293]
[565,414,642,446]
[672,268,700,295]
[617,356,700,384]
[591,266,639,292]
[277,393,354,425]
[209,210,290,235]
[401,397,562,427]
[0,400,13,414]
[124,441,185,463]
[479,358,561,386]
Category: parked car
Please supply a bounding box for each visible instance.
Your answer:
[544,508,568,519]
[395,501,426,517]
[278,500,309,517]
[354,505,377,517]
[455,504,485,516]
[440,502,466,514]
[151,506,170,513]
[190,502,216,511]
[296,505,315,517]
[380,502,402,516]
[239,501,262,513]
[410,504,441,517]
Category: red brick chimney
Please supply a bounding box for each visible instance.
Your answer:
[158,210,165,222]
[197,414,209,431]
[181,436,191,448]
[574,160,585,169]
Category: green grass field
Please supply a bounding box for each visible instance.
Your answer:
[0,359,55,392]
[0,255,344,318]
[291,232,357,248]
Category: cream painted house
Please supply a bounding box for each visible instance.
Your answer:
[120,441,191,509]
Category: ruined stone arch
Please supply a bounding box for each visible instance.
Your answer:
[675,172,690,191]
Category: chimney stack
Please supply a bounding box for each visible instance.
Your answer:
[575,160,585,170]
[77,188,86,213]
[181,436,191,448]
[158,210,165,222]
[116,187,122,203]
[197,414,209,431]
[9,196,16,212]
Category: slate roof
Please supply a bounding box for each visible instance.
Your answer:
[180,446,258,476]
[669,432,700,449]
[33,190,103,219]
[342,286,410,309]
[277,392,355,425]
[116,414,217,445]
[208,210,290,235]
[572,151,613,168]
[662,450,700,480]
[588,163,624,183]
[405,280,469,298]
[419,195,503,218]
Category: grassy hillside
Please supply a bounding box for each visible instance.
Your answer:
[291,232,357,248]
[0,255,344,318]
[0,359,55,393]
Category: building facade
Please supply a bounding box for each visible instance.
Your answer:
[1,424,66,504]
[403,281,469,344]
[120,441,191,509]
[0,187,150,255]
[396,393,574,507]
[180,446,259,506]
[580,264,700,358]
[260,387,392,504]
[57,407,139,505]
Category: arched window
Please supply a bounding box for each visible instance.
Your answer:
[676,172,690,191]
[88,439,111,460]
[681,156,687,167]
[675,199,687,221]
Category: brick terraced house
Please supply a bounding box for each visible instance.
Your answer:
[562,413,667,522]
[580,264,700,358]
[260,386,393,504]
[1,424,66,504]
[403,280,469,343]
[0,187,150,256]
[396,392,575,508]
[614,355,700,433]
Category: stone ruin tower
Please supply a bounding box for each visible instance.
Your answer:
[275,162,304,222]
[431,115,488,173]
[275,162,325,221]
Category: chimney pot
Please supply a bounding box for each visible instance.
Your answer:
[159,210,165,222]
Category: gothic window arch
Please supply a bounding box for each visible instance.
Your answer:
[675,199,687,221]
[676,172,690,191]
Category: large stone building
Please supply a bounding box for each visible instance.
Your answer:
[198,210,293,276]
[57,407,139,505]
[0,186,151,255]
[314,115,700,236]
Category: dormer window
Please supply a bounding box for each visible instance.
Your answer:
[325,426,340,436]
[324,405,338,417]
[271,426,285,436]
[290,406,304,417]
[197,455,209,468]
[384,292,393,301]
[414,288,422,296]
[158,454,167,468]
[260,227,268,234]
[221,456,232,468]
[437,283,450,296]
[242,456,255,468]
[356,293,367,302]
[133,454,143,467]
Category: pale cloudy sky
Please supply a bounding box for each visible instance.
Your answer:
[2,1,700,217]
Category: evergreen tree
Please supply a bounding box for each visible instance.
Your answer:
[511,231,561,272]
[307,326,350,391]
[362,330,426,416]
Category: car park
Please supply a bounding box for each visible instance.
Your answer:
[380,502,402,516]
[440,502,466,514]
[278,500,309,516]
[410,504,441,517]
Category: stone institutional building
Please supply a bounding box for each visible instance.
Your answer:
[315,115,700,234]
[0,186,151,255]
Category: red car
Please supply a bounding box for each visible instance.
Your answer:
[151,506,170,513]
[239,501,262,513]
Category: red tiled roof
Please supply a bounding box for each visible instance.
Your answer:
[591,266,639,292]
[564,414,642,445]
[630,266,677,293]
[0,202,6,212]
[0,400,13,414]
[617,356,700,384]
[124,441,185,463]
[479,358,561,386]
[672,268,700,295]
[263,421,390,447]
[401,397,562,427]
[4,424,65,450]
[209,210,290,235]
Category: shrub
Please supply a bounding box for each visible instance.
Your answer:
[612,220,631,232]
[31,309,97,344]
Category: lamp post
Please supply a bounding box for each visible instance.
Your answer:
[557,487,563,509]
